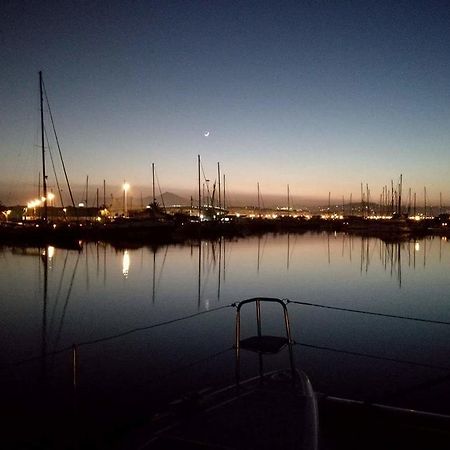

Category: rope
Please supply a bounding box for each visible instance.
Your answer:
[294,341,450,371]
[42,79,76,208]
[155,170,166,211]
[4,297,449,370]
[75,304,232,348]
[3,304,233,369]
[286,299,450,326]
[44,125,64,207]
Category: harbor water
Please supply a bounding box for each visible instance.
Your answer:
[1,232,449,448]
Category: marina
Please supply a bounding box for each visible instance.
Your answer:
[2,72,449,252]
[2,2,450,448]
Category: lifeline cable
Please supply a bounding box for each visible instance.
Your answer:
[5,304,233,368]
[286,299,450,326]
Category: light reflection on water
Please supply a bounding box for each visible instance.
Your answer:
[0,232,449,445]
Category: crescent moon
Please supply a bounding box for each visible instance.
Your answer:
[204,131,210,137]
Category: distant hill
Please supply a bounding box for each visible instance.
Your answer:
[143,192,191,207]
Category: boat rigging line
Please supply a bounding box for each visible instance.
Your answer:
[4,297,449,370]
[4,304,233,368]
[155,169,166,211]
[294,341,450,371]
[39,72,48,221]
[200,160,212,207]
[44,126,64,208]
[42,76,76,208]
[286,299,450,326]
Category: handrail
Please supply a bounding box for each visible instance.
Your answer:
[234,297,296,386]
[234,297,288,312]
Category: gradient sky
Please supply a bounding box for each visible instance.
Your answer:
[1,0,450,206]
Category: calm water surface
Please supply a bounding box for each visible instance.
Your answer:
[1,232,449,447]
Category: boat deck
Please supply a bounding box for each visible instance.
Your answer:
[136,370,318,450]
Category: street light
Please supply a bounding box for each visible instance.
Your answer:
[123,181,130,217]
[47,192,55,206]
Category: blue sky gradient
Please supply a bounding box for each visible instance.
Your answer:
[1,0,450,206]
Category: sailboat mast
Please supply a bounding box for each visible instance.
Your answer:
[424,187,427,218]
[287,184,290,213]
[391,180,394,215]
[257,182,261,217]
[223,174,226,211]
[152,162,156,204]
[85,175,89,207]
[217,162,221,213]
[39,71,48,222]
[198,155,201,218]
[360,183,364,218]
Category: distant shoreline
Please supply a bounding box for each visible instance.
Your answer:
[0,216,448,249]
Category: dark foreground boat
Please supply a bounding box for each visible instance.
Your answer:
[122,298,319,450]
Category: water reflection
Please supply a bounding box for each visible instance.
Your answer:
[13,234,448,318]
[97,233,393,309]
[1,233,449,448]
[122,250,130,278]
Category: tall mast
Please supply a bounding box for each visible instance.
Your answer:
[217,162,221,213]
[39,71,48,222]
[424,187,427,218]
[408,188,411,216]
[223,174,226,211]
[391,180,394,215]
[152,162,156,204]
[198,155,201,218]
[257,182,261,217]
[287,184,290,213]
[366,184,370,216]
[103,179,106,208]
[85,175,89,207]
[360,183,364,218]
[398,174,403,216]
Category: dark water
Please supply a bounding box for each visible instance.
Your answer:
[1,232,449,448]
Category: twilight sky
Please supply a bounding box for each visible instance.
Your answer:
[1,0,450,206]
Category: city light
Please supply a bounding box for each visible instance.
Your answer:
[123,181,130,217]
[47,192,55,206]
[2,210,11,220]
